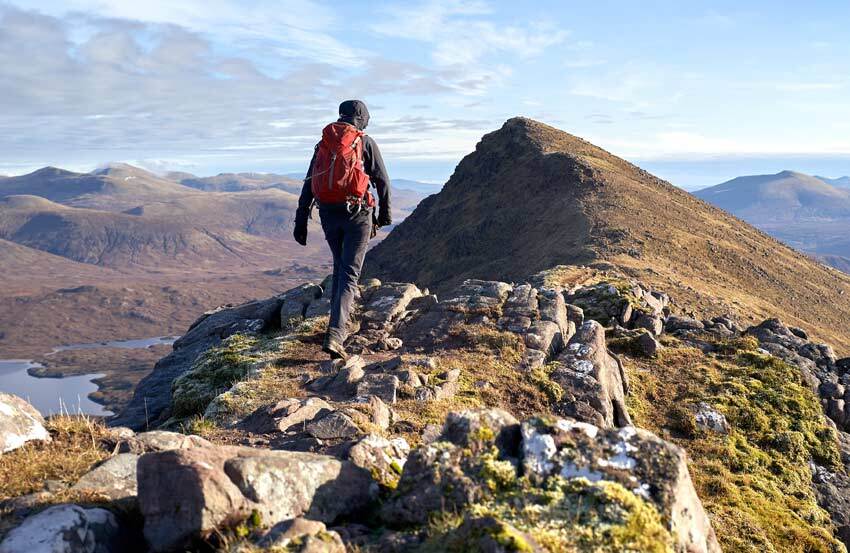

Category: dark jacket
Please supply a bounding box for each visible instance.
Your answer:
[295,100,391,227]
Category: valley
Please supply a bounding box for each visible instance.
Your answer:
[0,164,428,414]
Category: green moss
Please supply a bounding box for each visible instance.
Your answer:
[529,362,564,403]
[171,334,262,418]
[479,451,517,492]
[463,478,673,553]
[626,341,844,552]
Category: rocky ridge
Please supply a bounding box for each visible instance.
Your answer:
[3,265,850,551]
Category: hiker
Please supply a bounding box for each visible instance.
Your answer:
[293,99,392,360]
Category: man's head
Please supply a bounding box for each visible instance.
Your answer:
[338,100,370,130]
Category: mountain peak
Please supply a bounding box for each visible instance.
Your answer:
[27,166,80,179]
[366,119,850,353]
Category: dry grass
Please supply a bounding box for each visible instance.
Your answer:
[0,415,111,502]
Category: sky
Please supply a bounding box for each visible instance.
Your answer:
[1,0,850,190]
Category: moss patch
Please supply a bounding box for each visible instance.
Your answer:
[626,343,843,552]
[418,476,674,553]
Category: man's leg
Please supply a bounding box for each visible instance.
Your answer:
[320,211,346,345]
[335,210,372,343]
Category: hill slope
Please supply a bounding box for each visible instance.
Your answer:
[695,171,850,272]
[694,170,850,221]
[365,117,850,353]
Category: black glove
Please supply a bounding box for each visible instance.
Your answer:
[377,208,392,227]
[293,221,307,246]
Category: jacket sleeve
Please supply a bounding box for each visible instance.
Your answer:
[363,136,391,216]
[295,148,317,228]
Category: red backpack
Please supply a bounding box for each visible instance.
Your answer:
[310,122,373,207]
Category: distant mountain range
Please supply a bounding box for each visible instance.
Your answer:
[694,170,850,273]
[0,164,430,275]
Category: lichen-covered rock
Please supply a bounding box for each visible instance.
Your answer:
[348,434,410,489]
[71,453,139,500]
[117,430,211,454]
[356,373,399,404]
[379,440,482,525]
[551,321,631,428]
[440,408,520,456]
[0,504,126,553]
[306,411,362,440]
[520,417,720,553]
[137,444,375,552]
[0,393,50,454]
[693,403,729,434]
[439,279,513,317]
[359,283,423,331]
[498,284,539,333]
[239,397,333,434]
[440,515,545,553]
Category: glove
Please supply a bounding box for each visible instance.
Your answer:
[293,221,307,246]
[377,208,392,227]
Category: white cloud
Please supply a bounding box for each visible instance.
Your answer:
[373,0,567,67]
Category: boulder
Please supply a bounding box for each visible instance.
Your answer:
[0,393,50,453]
[521,418,720,553]
[356,374,399,404]
[693,403,730,434]
[71,453,139,500]
[499,284,539,333]
[0,504,126,553]
[440,408,520,456]
[257,518,345,552]
[634,312,664,336]
[551,321,631,428]
[239,398,333,434]
[439,280,513,317]
[348,434,410,489]
[636,331,662,356]
[525,320,564,357]
[280,283,324,326]
[359,283,423,331]
[137,444,375,552]
[665,315,704,334]
[118,430,211,454]
[379,440,482,525]
[306,411,362,440]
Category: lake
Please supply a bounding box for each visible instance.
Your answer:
[0,335,179,417]
[0,359,112,416]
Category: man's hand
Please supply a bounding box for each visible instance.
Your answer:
[377,208,392,227]
[293,222,308,246]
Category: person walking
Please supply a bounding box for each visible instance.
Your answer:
[293,100,391,360]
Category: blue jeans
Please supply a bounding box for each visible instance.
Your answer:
[319,206,372,342]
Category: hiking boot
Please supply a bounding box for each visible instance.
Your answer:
[322,335,348,361]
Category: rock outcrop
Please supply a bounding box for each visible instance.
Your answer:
[136,444,375,552]
[0,392,50,453]
[0,504,129,553]
[9,267,817,550]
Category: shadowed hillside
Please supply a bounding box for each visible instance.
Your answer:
[366,117,850,353]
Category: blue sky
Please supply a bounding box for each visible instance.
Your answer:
[1,0,849,189]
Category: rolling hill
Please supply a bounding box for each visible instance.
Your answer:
[694,170,850,221]
[695,171,850,272]
[366,117,850,353]
[818,175,850,189]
